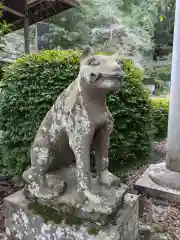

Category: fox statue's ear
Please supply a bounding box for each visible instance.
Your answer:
[81,45,94,61]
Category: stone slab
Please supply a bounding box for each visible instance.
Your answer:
[29,166,128,226]
[135,165,180,203]
[4,190,139,240]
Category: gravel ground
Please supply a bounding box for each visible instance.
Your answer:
[1,138,178,240]
[139,196,180,239]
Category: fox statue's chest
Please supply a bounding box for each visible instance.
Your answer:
[57,102,111,132]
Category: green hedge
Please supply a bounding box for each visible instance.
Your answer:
[151,97,169,139]
[0,50,152,175]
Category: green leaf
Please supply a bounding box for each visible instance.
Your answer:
[159,15,166,22]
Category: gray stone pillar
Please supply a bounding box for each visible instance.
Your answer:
[135,1,180,203]
[147,0,180,190]
[166,0,180,172]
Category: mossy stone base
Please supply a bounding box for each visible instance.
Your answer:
[4,190,139,240]
[26,166,128,226]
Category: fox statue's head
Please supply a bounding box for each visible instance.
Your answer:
[78,46,124,92]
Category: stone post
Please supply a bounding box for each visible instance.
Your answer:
[136,0,180,203]
[148,0,180,187]
[166,0,180,172]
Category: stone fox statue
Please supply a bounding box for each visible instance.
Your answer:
[23,46,124,202]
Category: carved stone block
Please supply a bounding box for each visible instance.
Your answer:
[4,190,139,240]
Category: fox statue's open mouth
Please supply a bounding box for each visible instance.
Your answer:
[90,74,124,92]
[100,73,123,79]
[91,73,123,82]
[90,73,124,91]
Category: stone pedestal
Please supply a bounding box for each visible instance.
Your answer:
[4,190,139,240]
[135,163,180,203]
[4,167,139,240]
[4,167,140,240]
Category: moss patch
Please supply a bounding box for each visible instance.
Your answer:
[28,200,83,226]
[87,227,100,236]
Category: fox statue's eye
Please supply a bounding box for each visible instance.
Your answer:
[87,57,100,66]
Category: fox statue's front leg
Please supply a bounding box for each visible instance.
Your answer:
[23,125,66,200]
[68,121,101,204]
[94,119,121,188]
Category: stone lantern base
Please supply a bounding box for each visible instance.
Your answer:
[135,162,180,203]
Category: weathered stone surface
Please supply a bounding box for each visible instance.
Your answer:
[4,191,139,240]
[22,46,124,203]
[20,166,128,226]
[0,233,8,240]
[30,166,128,226]
[149,163,180,191]
[135,165,180,203]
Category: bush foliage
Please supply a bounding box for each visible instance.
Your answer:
[0,50,152,174]
[151,97,169,139]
